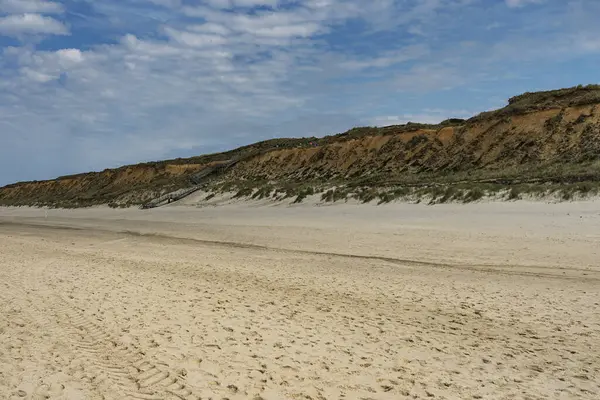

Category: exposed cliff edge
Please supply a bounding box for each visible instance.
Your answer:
[2,85,600,208]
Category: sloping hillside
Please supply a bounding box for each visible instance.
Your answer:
[232,103,600,183]
[1,85,600,207]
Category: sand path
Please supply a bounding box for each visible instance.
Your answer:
[1,202,599,399]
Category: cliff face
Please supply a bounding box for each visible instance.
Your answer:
[0,163,207,207]
[1,85,600,207]
[231,104,599,184]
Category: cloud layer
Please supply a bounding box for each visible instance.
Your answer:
[0,13,67,36]
[1,0,599,184]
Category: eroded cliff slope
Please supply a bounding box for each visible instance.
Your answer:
[2,85,600,207]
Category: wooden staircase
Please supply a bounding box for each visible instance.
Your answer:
[140,150,261,209]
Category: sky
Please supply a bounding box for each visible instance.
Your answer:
[1,0,599,185]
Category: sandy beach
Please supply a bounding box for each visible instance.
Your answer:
[1,201,599,399]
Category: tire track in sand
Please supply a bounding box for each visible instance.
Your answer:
[0,271,200,400]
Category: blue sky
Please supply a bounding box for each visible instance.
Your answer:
[1,0,599,185]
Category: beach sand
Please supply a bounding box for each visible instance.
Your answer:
[1,201,599,399]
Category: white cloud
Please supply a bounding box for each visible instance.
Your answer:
[20,67,54,82]
[580,37,600,52]
[252,23,322,38]
[203,0,281,9]
[340,45,430,70]
[10,47,85,83]
[505,0,544,8]
[0,13,68,36]
[0,0,63,14]
[56,48,84,65]
[181,1,387,36]
[394,64,465,92]
[407,25,425,36]
[146,0,182,8]
[163,27,229,47]
[188,22,231,35]
[202,0,232,9]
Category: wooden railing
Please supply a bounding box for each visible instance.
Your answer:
[140,150,263,209]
